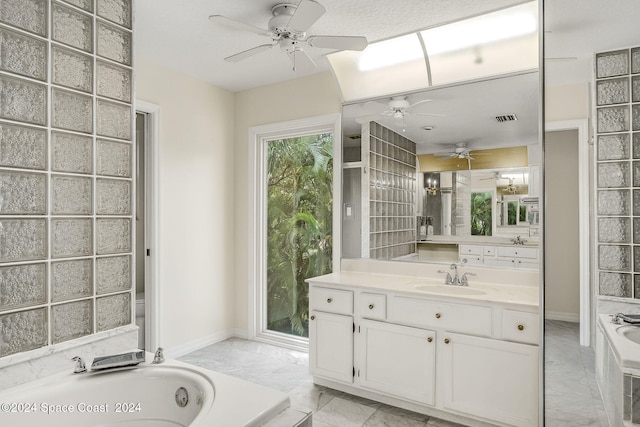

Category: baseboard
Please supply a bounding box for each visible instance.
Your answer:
[231,328,249,339]
[545,310,580,322]
[164,329,235,359]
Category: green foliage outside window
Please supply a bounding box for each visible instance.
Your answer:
[266,134,333,338]
[471,192,492,236]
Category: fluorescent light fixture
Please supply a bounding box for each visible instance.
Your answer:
[421,3,537,56]
[358,33,423,71]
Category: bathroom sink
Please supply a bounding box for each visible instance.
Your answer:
[412,284,486,296]
[617,325,640,345]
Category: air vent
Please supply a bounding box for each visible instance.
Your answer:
[495,114,518,123]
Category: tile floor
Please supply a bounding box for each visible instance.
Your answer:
[178,321,610,427]
[544,320,609,426]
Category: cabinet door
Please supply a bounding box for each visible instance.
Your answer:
[440,332,539,427]
[309,311,353,384]
[358,319,435,405]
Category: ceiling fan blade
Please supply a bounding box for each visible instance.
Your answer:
[288,49,316,72]
[307,35,368,51]
[208,15,269,36]
[288,0,326,32]
[406,99,432,108]
[225,44,275,62]
[408,112,445,117]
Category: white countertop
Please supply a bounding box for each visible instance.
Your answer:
[598,313,640,373]
[417,235,539,247]
[307,271,539,308]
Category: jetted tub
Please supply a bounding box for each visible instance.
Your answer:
[0,356,289,426]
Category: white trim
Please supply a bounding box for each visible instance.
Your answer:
[544,310,581,323]
[545,119,590,346]
[135,100,161,352]
[164,330,235,359]
[247,113,342,348]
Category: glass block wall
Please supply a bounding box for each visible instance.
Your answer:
[368,122,416,259]
[595,46,640,299]
[0,0,133,357]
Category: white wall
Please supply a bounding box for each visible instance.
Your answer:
[135,59,236,351]
[233,72,342,334]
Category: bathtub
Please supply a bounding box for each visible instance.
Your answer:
[0,356,289,426]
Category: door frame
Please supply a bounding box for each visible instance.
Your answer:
[135,100,161,351]
[248,113,342,351]
[545,119,590,346]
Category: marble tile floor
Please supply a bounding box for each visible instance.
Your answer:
[179,337,464,427]
[544,320,609,426]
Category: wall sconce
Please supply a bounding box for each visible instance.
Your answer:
[426,178,438,195]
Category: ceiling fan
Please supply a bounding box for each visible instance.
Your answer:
[434,143,475,160]
[358,96,443,131]
[209,0,368,71]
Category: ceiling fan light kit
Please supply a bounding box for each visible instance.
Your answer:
[209,0,368,71]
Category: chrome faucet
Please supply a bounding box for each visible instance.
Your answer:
[437,269,454,285]
[450,263,461,285]
[511,235,526,245]
[152,347,165,364]
[72,356,87,374]
[460,272,476,286]
[611,313,623,324]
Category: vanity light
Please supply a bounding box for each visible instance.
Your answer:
[426,178,438,195]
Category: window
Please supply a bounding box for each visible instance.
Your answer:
[471,191,493,236]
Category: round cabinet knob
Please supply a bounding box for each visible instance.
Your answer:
[327,298,333,303]
[435,313,441,319]
[444,338,450,344]
[427,337,433,343]
[310,315,315,320]
[368,304,374,310]
[517,324,525,331]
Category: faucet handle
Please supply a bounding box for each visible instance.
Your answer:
[460,272,476,286]
[437,270,453,285]
[152,347,165,364]
[72,356,87,374]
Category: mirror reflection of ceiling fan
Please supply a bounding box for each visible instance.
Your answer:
[357,96,444,131]
[432,143,493,169]
[209,0,368,71]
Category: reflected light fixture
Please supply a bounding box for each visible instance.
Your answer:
[426,178,438,195]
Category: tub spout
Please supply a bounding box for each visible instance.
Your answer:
[153,347,165,364]
[72,356,87,374]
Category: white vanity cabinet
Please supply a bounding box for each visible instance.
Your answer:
[460,244,539,269]
[308,280,539,427]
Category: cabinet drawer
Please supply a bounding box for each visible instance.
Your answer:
[461,255,482,265]
[502,310,539,344]
[497,246,538,259]
[310,286,353,315]
[389,296,492,336]
[360,292,386,320]
[459,245,482,256]
[483,246,496,257]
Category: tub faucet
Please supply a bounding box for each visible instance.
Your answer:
[72,356,87,374]
[152,347,165,364]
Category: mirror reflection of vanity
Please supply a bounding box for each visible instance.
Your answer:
[341,71,540,269]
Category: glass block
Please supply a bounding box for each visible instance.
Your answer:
[634,105,640,131]
[0,74,46,125]
[633,48,640,74]
[60,0,93,12]
[51,175,92,215]
[634,190,640,216]
[0,26,47,81]
[0,122,47,170]
[96,178,131,215]
[51,131,92,174]
[96,292,131,332]
[51,88,93,134]
[96,139,131,177]
[597,78,630,106]
[52,45,93,93]
[97,21,131,65]
[0,170,46,214]
[0,308,47,357]
[0,263,46,312]
[598,217,630,243]
[0,219,47,262]
[598,190,629,215]
[97,0,132,29]
[600,272,632,297]
[635,247,640,274]
[97,218,131,254]
[633,77,640,103]
[597,50,629,78]
[634,133,640,159]
[635,217,640,244]
[598,134,630,160]
[97,99,132,140]
[0,0,47,37]
[97,60,131,102]
[51,259,93,302]
[97,255,131,294]
[52,3,93,53]
[51,218,92,258]
[52,300,92,344]
[599,245,631,271]
[597,162,629,188]
[597,106,630,133]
